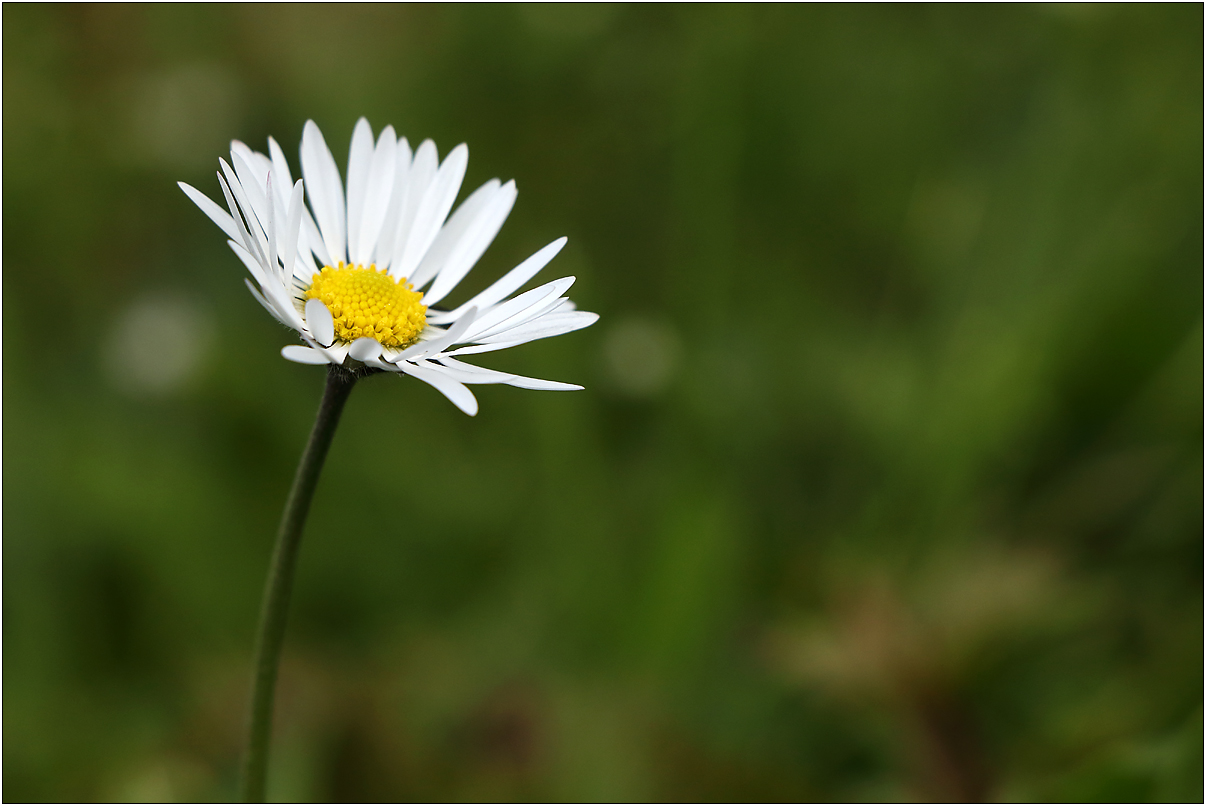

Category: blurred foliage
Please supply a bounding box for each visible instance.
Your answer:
[3,4,1202,802]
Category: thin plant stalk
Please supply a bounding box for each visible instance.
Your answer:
[239,364,359,802]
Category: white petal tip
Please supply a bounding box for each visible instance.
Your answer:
[508,378,584,391]
[304,298,335,347]
[281,345,330,365]
[349,337,383,362]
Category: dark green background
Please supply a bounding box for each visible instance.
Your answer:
[4,4,1202,802]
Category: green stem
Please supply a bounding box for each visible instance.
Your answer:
[239,364,358,802]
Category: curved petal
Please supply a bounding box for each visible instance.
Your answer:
[461,276,576,342]
[353,126,397,266]
[267,137,295,189]
[395,143,468,283]
[344,118,374,265]
[348,336,382,362]
[388,138,437,278]
[475,310,599,345]
[231,140,269,188]
[225,154,271,256]
[281,179,305,282]
[396,307,478,362]
[245,279,291,327]
[282,345,331,365]
[300,120,346,265]
[422,180,517,306]
[400,360,479,416]
[226,238,269,289]
[445,310,597,356]
[218,165,265,264]
[431,356,516,385]
[301,207,332,269]
[304,298,334,347]
[503,374,583,391]
[374,136,414,271]
[178,182,240,241]
[408,178,501,292]
[429,237,567,325]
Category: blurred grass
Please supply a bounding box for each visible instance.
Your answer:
[3,4,1201,802]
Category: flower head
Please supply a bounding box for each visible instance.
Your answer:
[180,119,597,415]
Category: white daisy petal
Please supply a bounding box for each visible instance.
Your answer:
[217,170,262,263]
[389,139,437,278]
[231,141,269,187]
[473,294,572,342]
[281,179,305,280]
[428,237,568,325]
[230,241,302,330]
[245,279,291,327]
[317,340,352,365]
[422,180,518,306]
[475,310,599,344]
[432,357,516,384]
[229,151,267,202]
[400,361,479,416]
[282,345,331,365]
[397,307,479,362]
[301,207,332,269]
[344,117,374,265]
[227,154,272,241]
[409,179,501,292]
[445,311,597,356]
[267,137,295,190]
[373,136,412,270]
[265,173,279,285]
[227,238,269,290]
[396,143,467,283]
[179,182,241,242]
[443,340,525,356]
[462,276,576,342]
[293,330,350,366]
[348,337,383,362]
[231,144,281,229]
[503,375,583,391]
[304,298,334,347]
[219,159,269,263]
[252,153,275,187]
[292,236,319,282]
[354,126,397,266]
[263,138,307,263]
[300,120,346,265]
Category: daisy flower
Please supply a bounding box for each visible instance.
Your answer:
[179,118,597,415]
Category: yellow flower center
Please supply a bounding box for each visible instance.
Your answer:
[304,262,426,348]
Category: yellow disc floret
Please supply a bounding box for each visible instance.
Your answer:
[304,262,427,348]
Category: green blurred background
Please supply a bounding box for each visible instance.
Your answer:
[4,4,1202,802]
